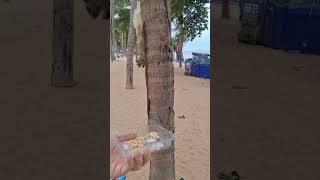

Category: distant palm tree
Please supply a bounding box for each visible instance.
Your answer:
[111,0,116,62]
[126,0,137,89]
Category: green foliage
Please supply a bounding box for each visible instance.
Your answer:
[171,0,186,21]
[114,0,130,47]
[172,0,209,42]
[114,0,130,15]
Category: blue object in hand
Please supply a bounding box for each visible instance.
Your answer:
[118,175,126,180]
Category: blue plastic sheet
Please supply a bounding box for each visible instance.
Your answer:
[191,63,210,79]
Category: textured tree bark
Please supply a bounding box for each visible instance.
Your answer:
[126,0,137,89]
[110,30,113,62]
[135,48,138,61]
[141,0,175,180]
[51,0,77,87]
[110,0,116,62]
[121,32,124,57]
[222,0,230,19]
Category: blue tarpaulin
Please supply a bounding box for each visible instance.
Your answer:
[191,63,210,79]
[185,52,210,79]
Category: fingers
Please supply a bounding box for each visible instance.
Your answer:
[126,148,150,171]
[118,132,137,142]
[126,154,135,171]
[132,151,143,171]
[142,148,151,166]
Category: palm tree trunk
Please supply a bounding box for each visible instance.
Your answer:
[121,32,124,57]
[111,0,116,62]
[51,0,77,87]
[110,2,113,62]
[126,0,137,89]
[177,27,184,68]
[141,0,175,180]
[110,34,113,62]
[222,0,230,19]
[135,48,138,60]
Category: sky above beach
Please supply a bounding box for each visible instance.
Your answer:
[123,3,210,59]
[183,3,210,55]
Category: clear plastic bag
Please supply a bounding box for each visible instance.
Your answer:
[114,124,175,156]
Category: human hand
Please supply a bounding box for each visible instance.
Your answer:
[110,132,151,179]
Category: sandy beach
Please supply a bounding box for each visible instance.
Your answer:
[5,0,320,179]
[110,58,210,179]
[213,2,320,180]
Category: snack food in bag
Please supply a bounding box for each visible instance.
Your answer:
[115,124,175,155]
